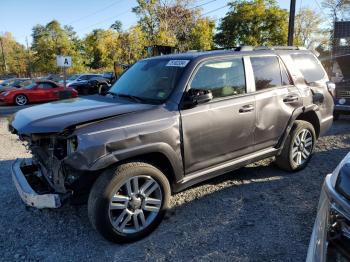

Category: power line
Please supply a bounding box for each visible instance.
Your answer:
[67,0,126,25]
[191,0,218,9]
[202,3,229,15]
[75,8,131,34]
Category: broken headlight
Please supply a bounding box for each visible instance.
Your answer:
[67,136,78,155]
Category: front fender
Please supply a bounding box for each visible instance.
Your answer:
[63,142,184,183]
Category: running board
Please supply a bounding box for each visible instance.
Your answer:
[174,147,278,192]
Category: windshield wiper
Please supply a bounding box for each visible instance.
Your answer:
[117,93,144,103]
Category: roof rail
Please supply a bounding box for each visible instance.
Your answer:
[254,46,307,50]
[234,45,308,51]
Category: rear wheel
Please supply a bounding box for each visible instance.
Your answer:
[276,120,316,172]
[14,94,28,106]
[88,162,171,243]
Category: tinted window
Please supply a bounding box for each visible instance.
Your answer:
[280,61,293,85]
[38,82,55,89]
[79,75,89,80]
[291,54,325,83]
[251,56,282,91]
[190,58,246,98]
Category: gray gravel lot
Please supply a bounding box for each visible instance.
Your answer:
[0,116,349,262]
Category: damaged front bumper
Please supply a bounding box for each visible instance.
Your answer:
[306,174,350,261]
[11,158,70,209]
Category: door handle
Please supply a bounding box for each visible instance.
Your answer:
[239,104,254,113]
[283,95,299,103]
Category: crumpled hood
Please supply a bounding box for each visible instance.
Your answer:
[10,95,156,134]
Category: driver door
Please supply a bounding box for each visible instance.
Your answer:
[180,57,256,174]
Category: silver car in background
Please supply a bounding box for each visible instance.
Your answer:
[307,153,350,261]
[61,73,102,87]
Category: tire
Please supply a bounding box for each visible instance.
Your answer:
[88,162,171,243]
[14,94,28,106]
[275,120,316,172]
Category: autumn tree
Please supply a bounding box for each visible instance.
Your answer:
[0,33,27,76]
[31,20,84,74]
[214,0,288,47]
[132,0,215,51]
[294,8,326,48]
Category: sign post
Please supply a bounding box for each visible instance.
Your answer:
[56,56,72,89]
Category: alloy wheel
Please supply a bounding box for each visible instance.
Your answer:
[15,95,27,106]
[291,129,313,166]
[108,175,162,234]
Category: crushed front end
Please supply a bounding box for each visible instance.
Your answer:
[306,153,350,261]
[10,128,82,209]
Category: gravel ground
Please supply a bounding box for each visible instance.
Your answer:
[0,116,349,262]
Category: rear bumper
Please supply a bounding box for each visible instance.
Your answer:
[319,115,333,136]
[334,104,350,111]
[11,158,62,209]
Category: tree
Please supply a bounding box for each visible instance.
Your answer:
[294,8,325,48]
[132,0,215,51]
[322,0,350,21]
[83,29,121,69]
[110,20,123,33]
[190,18,215,50]
[31,20,84,74]
[214,0,289,47]
[0,33,27,76]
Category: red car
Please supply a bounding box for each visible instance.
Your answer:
[0,80,78,106]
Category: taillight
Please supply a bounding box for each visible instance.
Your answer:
[327,81,336,98]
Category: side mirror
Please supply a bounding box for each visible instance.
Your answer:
[336,163,350,201]
[183,89,213,108]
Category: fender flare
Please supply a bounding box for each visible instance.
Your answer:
[88,142,184,182]
[276,104,320,155]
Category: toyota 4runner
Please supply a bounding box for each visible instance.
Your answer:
[9,46,334,243]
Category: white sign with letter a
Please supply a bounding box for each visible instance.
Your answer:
[56,56,72,67]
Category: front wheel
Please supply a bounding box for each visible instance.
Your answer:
[88,162,171,243]
[14,94,28,106]
[276,120,316,172]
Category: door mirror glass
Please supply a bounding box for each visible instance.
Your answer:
[336,163,350,201]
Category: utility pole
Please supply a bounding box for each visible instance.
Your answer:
[288,0,296,46]
[26,37,32,78]
[0,36,7,73]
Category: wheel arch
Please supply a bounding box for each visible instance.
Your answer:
[87,143,184,191]
[277,105,321,153]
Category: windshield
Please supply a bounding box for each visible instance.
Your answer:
[0,79,15,86]
[24,83,37,89]
[108,59,188,103]
[67,74,80,81]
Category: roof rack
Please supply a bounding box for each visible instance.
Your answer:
[234,45,307,51]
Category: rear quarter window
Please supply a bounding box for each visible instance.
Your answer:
[290,54,325,83]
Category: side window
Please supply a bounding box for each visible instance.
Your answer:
[251,56,282,91]
[79,75,89,80]
[290,53,325,83]
[190,58,246,99]
[280,61,293,86]
[38,83,54,89]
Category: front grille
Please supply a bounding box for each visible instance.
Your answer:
[337,90,350,98]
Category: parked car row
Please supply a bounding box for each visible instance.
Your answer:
[0,73,113,106]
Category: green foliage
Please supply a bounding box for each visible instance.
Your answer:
[31,20,84,74]
[110,20,123,32]
[0,33,27,76]
[214,0,288,47]
[294,8,326,48]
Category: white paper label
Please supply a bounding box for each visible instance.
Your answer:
[166,60,190,67]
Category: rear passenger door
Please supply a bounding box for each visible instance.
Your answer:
[180,57,256,174]
[250,55,302,150]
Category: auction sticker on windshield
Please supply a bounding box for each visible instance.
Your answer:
[166,60,190,67]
